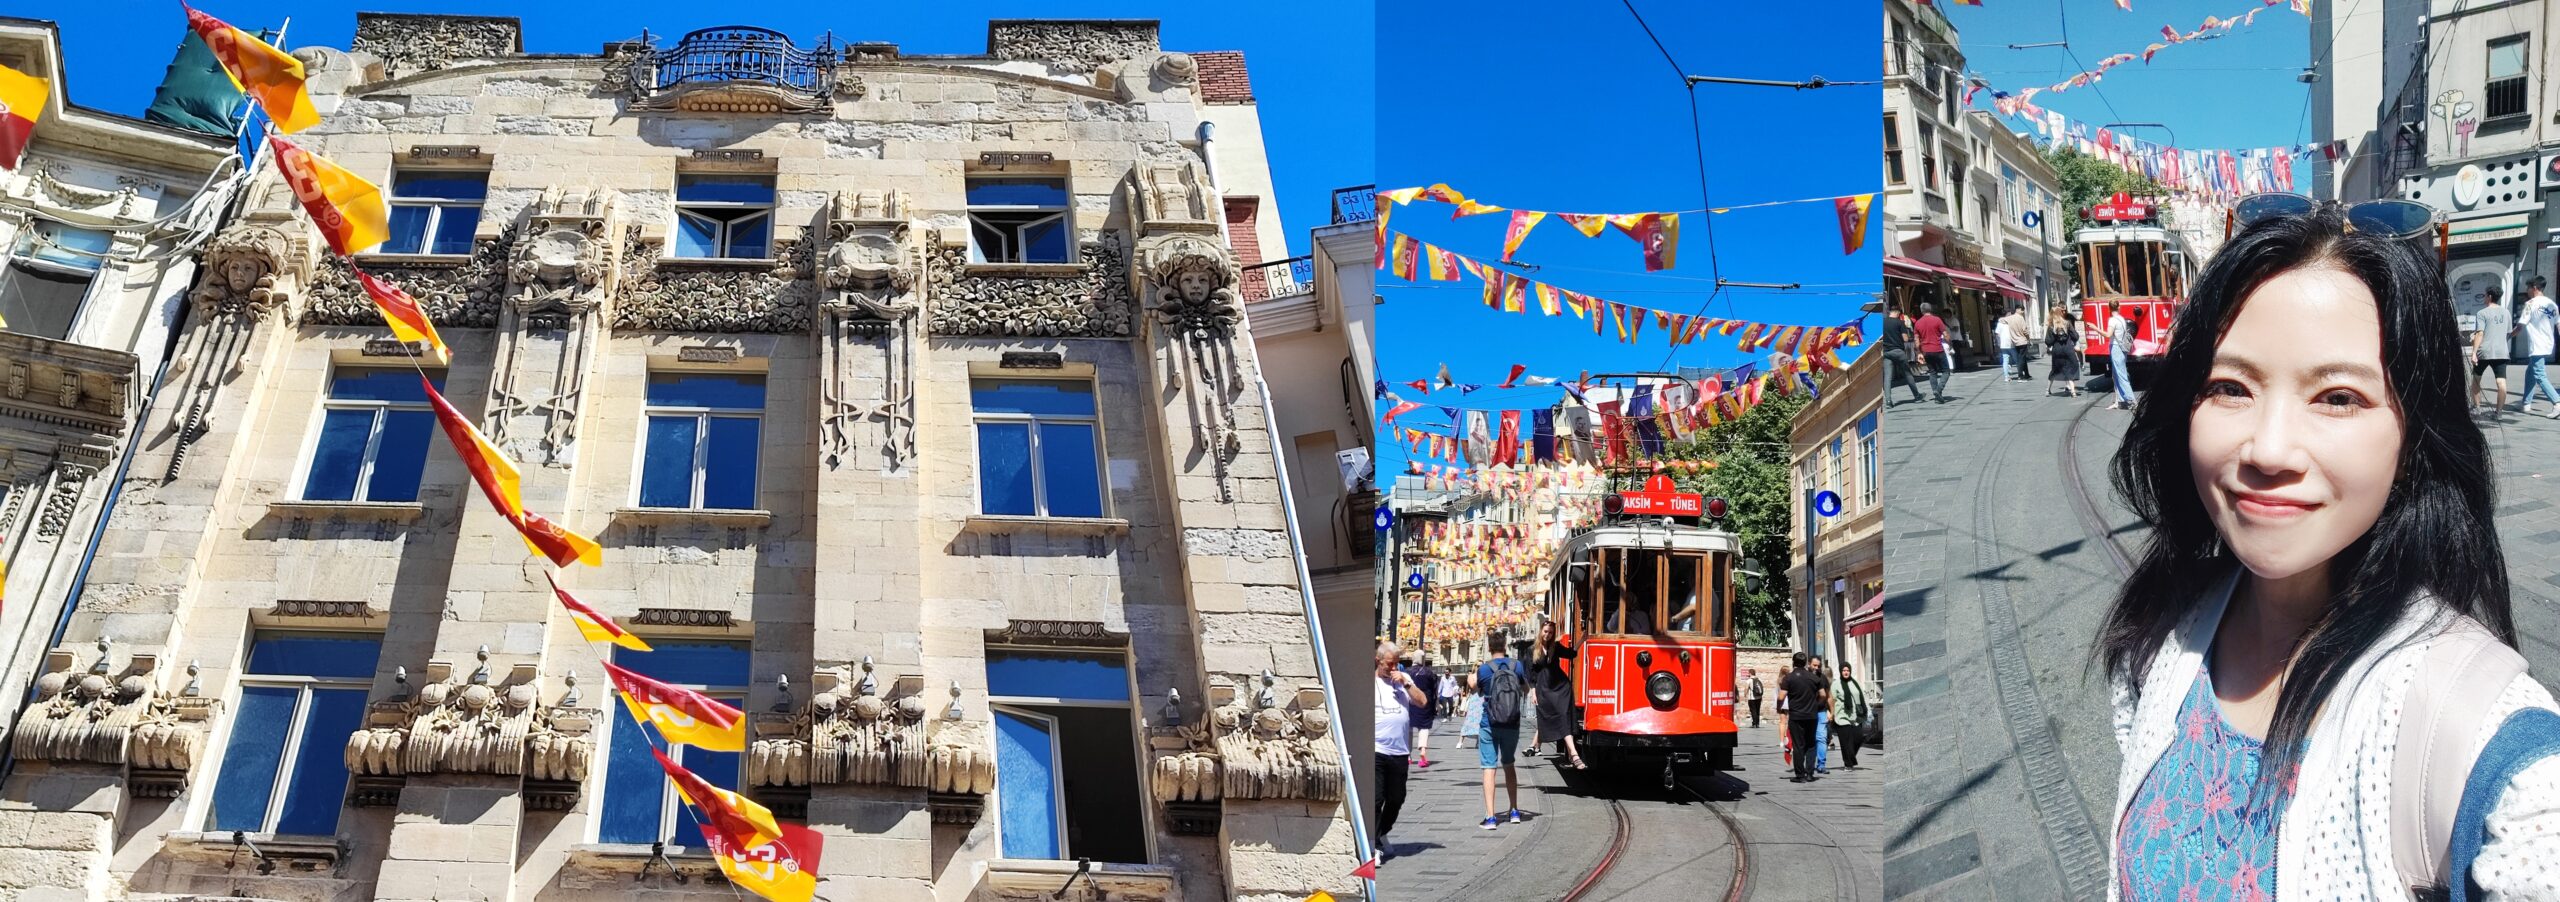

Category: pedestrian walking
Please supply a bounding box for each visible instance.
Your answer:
[1745,668,1765,728]
[2106,301,2138,409]
[1437,663,1459,720]
[1527,622,1584,769]
[1810,656,1832,774]
[1994,304,2023,380]
[1774,664,1793,759]
[2100,200,2560,897]
[2046,307,2084,396]
[2002,303,2034,382]
[1475,632,1527,829]
[1781,653,1827,783]
[1913,303,1951,402]
[1374,641,1425,860]
[1458,674,1482,748]
[2519,276,2560,418]
[1883,307,1924,405]
[1831,663,1868,770]
[1403,655,1440,769]
[2473,284,2514,416]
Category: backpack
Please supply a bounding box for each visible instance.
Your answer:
[1484,659,1525,727]
[2392,623,2538,900]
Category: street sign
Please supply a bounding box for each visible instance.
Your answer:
[1814,490,1843,518]
[1617,473,1704,517]
[2023,210,2041,228]
[1407,572,1426,589]
[2090,192,2153,223]
[1373,507,1394,531]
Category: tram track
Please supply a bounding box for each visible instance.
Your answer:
[2060,395,2136,578]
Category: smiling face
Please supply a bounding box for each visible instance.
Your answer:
[2188,265,2406,583]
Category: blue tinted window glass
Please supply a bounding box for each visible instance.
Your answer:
[615,641,750,688]
[24,225,109,269]
[429,207,480,255]
[271,688,365,835]
[994,709,1062,859]
[696,744,742,794]
[245,634,382,679]
[702,417,759,510]
[1857,411,1877,438]
[392,172,488,201]
[302,409,374,502]
[646,374,765,410]
[329,368,438,403]
[976,423,1034,516]
[1037,423,1102,517]
[207,685,297,831]
[970,380,1096,417]
[639,416,699,508]
[599,714,670,844]
[966,179,1068,208]
[675,213,720,259]
[986,651,1129,702]
[382,206,430,255]
[1021,216,1070,264]
[363,410,434,503]
[726,214,770,259]
[676,174,773,205]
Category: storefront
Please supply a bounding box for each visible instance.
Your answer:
[1886,255,2003,368]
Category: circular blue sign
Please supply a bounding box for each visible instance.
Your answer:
[1814,490,1843,518]
[2023,211,2042,228]
[1407,572,1427,589]
[1374,507,1394,531]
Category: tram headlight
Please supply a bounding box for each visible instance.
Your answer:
[1647,671,1680,705]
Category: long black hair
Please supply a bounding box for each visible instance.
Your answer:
[2096,207,2511,785]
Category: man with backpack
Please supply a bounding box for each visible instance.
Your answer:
[1476,631,1528,829]
[1746,668,1765,728]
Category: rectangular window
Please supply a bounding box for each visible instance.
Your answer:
[987,647,1143,864]
[206,632,380,836]
[673,174,774,260]
[637,373,764,510]
[599,640,749,846]
[966,177,1072,264]
[1828,435,1847,527]
[301,367,444,503]
[0,221,107,340]
[971,379,1103,518]
[1884,115,1904,185]
[380,170,486,256]
[2486,36,2529,120]
[1890,22,1908,76]
[1857,412,1879,510]
[1919,123,1938,190]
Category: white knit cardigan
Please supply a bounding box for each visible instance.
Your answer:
[2106,569,2560,901]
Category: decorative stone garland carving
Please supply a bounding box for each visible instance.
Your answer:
[11,642,154,765]
[816,191,921,471]
[35,461,96,538]
[926,233,1133,338]
[631,83,832,115]
[167,220,310,480]
[805,663,930,786]
[616,234,815,333]
[342,653,585,810]
[22,159,138,216]
[491,188,625,465]
[1208,682,1343,802]
[523,702,598,811]
[925,715,996,795]
[988,21,1160,75]
[304,229,511,328]
[351,13,520,80]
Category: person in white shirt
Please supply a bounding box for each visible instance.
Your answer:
[1994,306,2020,380]
[2513,277,2560,418]
[1374,641,1425,860]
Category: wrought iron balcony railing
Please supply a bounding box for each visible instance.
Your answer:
[633,26,839,96]
[1241,255,1315,303]
[1331,185,1377,224]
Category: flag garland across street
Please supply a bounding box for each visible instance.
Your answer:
[1379,230,1868,352]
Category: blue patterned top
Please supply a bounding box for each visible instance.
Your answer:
[2116,665,2293,902]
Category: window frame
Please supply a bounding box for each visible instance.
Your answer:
[382,169,488,257]
[964,176,1074,265]
[1,220,109,340]
[1884,114,1905,186]
[598,641,750,847]
[984,645,1151,863]
[633,372,766,511]
[970,378,1107,519]
[294,367,443,503]
[203,632,380,837]
[672,173,776,261]
[2484,35,2530,121]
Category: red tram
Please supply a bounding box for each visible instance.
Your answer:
[1541,476,1741,785]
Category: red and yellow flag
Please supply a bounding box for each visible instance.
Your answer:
[545,573,649,652]
[420,377,603,567]
[0,64,45,171]
[606,661,747,752]
[1835,194,1876,255]
[1501,210,1545,262]
[698,823,822,902]
[652,747,781,852]
[271,136,388,257]
[183,4,320,133]
[351,267,451,364]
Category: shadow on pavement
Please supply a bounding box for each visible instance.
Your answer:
[1885,759,2004,852]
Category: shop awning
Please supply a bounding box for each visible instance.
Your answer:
[1846,591,1883,637]
[1989,268,2035,300]
[1885,255,1998,291]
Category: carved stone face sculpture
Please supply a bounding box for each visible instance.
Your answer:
[1175,267,1216,304]
[221,257,264,294]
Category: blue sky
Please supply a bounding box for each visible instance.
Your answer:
[1941,0,2313,180]
[1373,0,1879,480]
[24,1,1371,243]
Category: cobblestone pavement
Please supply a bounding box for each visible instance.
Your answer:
[1881,365,2560,899]
[1377,711,1882,901]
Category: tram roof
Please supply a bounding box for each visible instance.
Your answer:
[1555,522,1742,562]
[2074,224,2185,245]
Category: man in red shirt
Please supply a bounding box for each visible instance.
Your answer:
[1912,303,1950,403]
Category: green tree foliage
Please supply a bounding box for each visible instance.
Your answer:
[2044,145,2170,235]
[1655,384,1813,647]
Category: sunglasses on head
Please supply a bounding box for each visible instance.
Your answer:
[2224,192,2448,263]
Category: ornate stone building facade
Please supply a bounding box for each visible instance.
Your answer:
[0,15,1354,902]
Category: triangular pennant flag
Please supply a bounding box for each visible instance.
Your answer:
[651,746,782,852]
[1501,210,1546,262]
[350,266,452,365]
[1497,365,1526,390]
[699,822,823,902]
[420,377,602,567]
[546,573,650,652]
[184,4,322,132]
[1834,194,1875,255]
[270,137,389,256]
[0,64,46,171]
[607,661,749,752]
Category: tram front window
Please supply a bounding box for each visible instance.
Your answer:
[1606,549,1660,634]
[1667,553,1701,633]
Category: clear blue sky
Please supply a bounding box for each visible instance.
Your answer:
[1941,0,2313,179]
[1374,0,1879,480]
[26,1,1371,245]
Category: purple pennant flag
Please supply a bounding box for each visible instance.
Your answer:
[1532,409,1556,463]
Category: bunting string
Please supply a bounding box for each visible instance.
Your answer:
[1380,230,1869,352]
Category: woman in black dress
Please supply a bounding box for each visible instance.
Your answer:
[1529,621,1584,769]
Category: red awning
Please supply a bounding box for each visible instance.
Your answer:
[1845,591,1884,637]
[1989,268,2034,300]
[1884,256,1998,291]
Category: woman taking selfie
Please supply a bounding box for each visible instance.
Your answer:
[2099,196,2560,900]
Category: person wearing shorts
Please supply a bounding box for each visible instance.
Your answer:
[1476,644,1526,829]
[2474,286,2514,415]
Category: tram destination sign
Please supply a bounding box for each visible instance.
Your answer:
[2089,192,2153,223]
[1616,474,1704,517]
